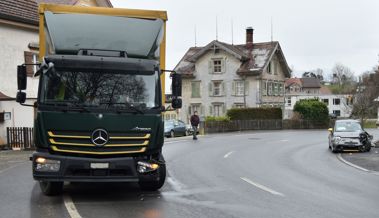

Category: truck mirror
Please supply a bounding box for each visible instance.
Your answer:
[171,98,182,109]
[17,65,27,90]
[16,91,26,104]
[171,73,182,97]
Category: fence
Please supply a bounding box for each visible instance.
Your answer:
[204,119,331,134]
[6,127,34,150]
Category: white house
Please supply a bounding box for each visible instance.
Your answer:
[284,77,353,118]
[175,28,291,123]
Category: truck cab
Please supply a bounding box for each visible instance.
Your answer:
[15,4,181,195]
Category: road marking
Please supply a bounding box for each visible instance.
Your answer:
[336,154,370,172]
[279,139,289,142]
[63,195,82,218]
[223,151,234,158]
[240,177,285,197]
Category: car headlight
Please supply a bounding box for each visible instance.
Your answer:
[35,157,61,172]
[333,136,341,143]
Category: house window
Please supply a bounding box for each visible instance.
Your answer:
[322,99,329,105]
[286,97,291,106]
[213,59,222,73]
[235,81,245,96]
[210,103,225,117]
[268,82,273,96]
[191,81,201,98]
[279,83,284,96]
[267,61,272,74]
[274,83,278,96]
[333,110,341,117]
[333,98,340,105]
[209,81,225,97]
[188,104,201,116]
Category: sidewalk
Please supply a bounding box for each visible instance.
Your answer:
[340,146,379,172]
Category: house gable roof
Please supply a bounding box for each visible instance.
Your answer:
[175,40,291,78]
[188,40,248,62]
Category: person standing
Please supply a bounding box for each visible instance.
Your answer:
[190,111,200,140]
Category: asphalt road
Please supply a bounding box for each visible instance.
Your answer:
[1,130,378,218]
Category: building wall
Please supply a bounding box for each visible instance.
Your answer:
[0,24,39,98]
[260,53,286,106]
[180,50,259,122]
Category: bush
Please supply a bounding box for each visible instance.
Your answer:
[226,108,282,120]
[293,99,329,122]
[205,116,231,122]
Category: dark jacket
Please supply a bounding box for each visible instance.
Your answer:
[190,115,200,126]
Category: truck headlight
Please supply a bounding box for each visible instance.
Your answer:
[35,157,60,172]
[137,161,159,174]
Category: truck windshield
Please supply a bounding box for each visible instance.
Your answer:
[40,69,159,110]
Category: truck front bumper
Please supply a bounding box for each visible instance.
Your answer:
[32,152,159,183]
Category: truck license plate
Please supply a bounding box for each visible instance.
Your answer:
[90,163,109,169]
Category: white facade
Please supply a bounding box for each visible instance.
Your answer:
[179,49,287,123]
[0,23,39,144]
[0,24,39,97]
[284,94,353,119]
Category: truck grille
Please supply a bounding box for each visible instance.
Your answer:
[48,131,150,155]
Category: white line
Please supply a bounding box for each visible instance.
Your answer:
[279,139,289,142]
[240,177,285,197]
[63,195,82,218]
[223,151,234,158]
[336,154,370,172]
[0,162,26,174]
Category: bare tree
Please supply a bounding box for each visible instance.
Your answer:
[331,63,355,86]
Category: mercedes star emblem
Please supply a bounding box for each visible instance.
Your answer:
[91,129,109,146]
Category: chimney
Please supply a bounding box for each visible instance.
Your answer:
[246,27,254,48]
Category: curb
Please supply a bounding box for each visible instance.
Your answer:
[336,154,379,176]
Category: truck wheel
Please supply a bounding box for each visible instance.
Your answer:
[139,157,166,191]
[39,181,64,196]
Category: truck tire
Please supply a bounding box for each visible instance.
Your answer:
[139,156,166,191]
[39,181,64,196]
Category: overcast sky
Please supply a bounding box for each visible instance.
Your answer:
[111,0,379,77]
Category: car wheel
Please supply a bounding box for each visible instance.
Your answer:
[170,130,175,138]
[185,130,189,136]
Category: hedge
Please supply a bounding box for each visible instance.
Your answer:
[293,99,329,122]
[226,108,282,120]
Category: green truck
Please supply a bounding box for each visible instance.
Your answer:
[15,4,182,195]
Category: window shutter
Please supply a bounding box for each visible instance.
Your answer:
[245,81,249,96]
[188,106,192,115]
[209,105,213,115]
[208,60,213,74]
[221,58,226,73]
[222,104,226,114]
[221,81,225,96]
[231,81,236,96]
[200,105,204,115]
[24,51,34,77]
[208,82,213,96]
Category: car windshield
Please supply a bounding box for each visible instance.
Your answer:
[40,69,159,110]
[335,121,362,132]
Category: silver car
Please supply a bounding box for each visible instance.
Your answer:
[328,120,372,153]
